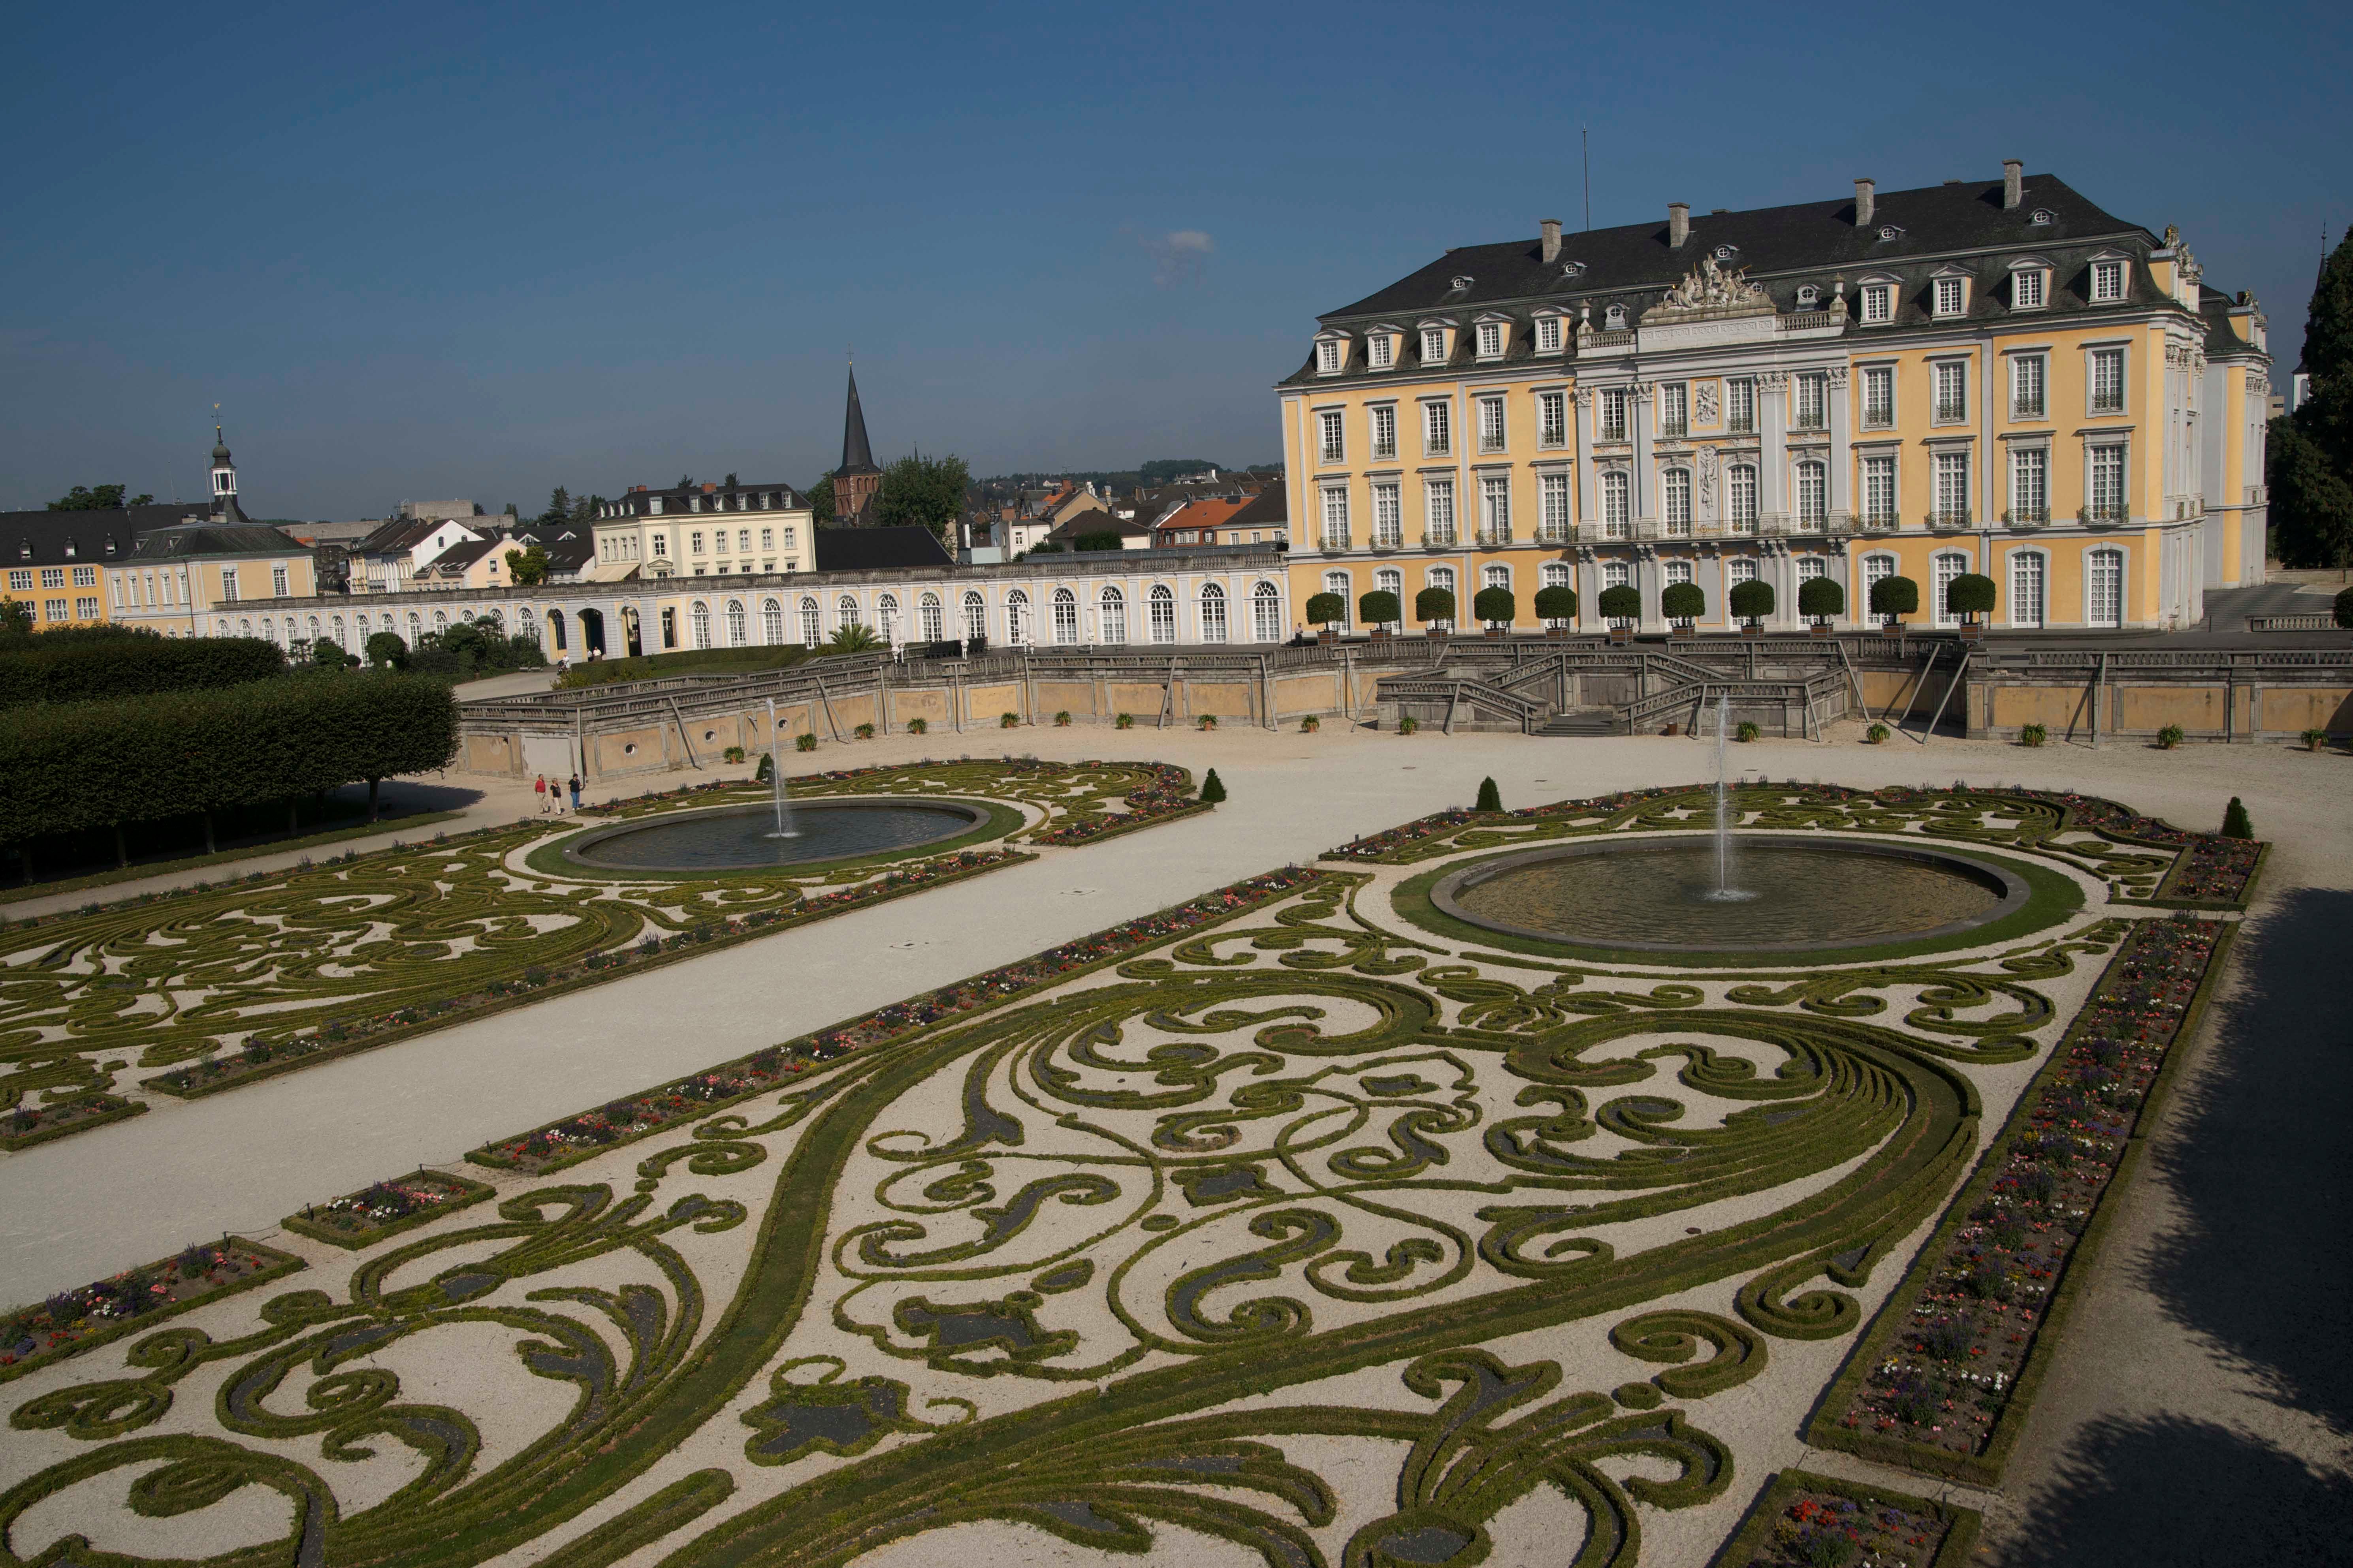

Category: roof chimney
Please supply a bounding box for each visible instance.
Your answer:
[1854,178,1875,227]
[1668,202,1690,248]
[2003,160,2023,209]
[1540,218,1561,264]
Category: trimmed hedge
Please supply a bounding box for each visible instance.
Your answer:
[0,672,458,844]
[0,635,284,708]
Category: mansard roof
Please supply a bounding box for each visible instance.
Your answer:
[811,525,952,573]
[1,504,211,568]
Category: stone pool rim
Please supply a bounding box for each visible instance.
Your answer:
[1427,833,2035,955]
[552,796,1004,877]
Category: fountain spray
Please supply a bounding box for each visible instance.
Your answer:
[764,698,800,839]
[1711,693,1738,899]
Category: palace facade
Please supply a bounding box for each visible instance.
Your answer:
[1273,162,2270,632]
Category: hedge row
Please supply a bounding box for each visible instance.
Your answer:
[0,672,459,844]
[0,634,285,708]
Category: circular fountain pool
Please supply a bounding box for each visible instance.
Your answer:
[559,799,990,873]
[1429,836,2029,953]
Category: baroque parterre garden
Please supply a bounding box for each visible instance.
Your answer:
[0,775,2259,1567]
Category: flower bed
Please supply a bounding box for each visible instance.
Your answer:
[142,848,1026,1101]
[1807,914,2232,1483]
[1026,763,1205,846]
[0,1093,146,1151]
[469,864,1332,1176]
[0,1239,303,1384]
[282,1168,497,1250]
[1708,1469,1978,1568]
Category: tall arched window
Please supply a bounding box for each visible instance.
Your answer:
[1375,566,1404,607]
[800,597,822,646]
[836,595,860,628]
[308,615,322,640]
[1321,570,1352,628]
[1252,581,1281,642]
[1050,587,1079,644]
[1728,464,1759,534]
[407,611,421,642]
[1006,589,1029,644]
[1099,586,1126,643]
[1602,471,1631,539]
[691,600,713,648]
[1199,582,1227,643]
[216,619,230,636]
[726,598,747,646]
[877,593,900,642]
[240,617,254,639]
[331,615,345,646]
[762,597,784,643]
[918,592,943,641]
[963,590,986,643]
[1931,552,1967,628]
[487,607,505,634]
[1540,561,1569,589]
[432,609,447,633]
[1148,584,1175,643]
[2009,551,2046,629]
[1482,564,1510,590]
[1662,468,1692,537]
[1795,461,1828,528]
[2086,547,2123,628]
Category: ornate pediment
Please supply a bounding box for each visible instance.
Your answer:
[1648,256,1771,319]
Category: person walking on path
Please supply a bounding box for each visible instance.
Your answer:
[535,775,550,813]
[568,776,582,812]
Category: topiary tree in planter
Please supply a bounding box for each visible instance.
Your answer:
[1947,572,1997,628]
[1870,573,1919,628]
[1598,583,1641,632]
[1415,586,1455,632]
[1472,585,1515,633]
[1658,580,1705,630]
[1305,592,1347,636]
[1533,584,1577,630]
[1798,575,1845,629]
[1727,577,1774,631]
[1359,589,1401,632]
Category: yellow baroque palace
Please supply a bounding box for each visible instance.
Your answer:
[1274,162,2269,634]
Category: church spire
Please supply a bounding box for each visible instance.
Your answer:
[209,414,248,525]
[840,363,879,476]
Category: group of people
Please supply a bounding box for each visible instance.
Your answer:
[534,775,582,813]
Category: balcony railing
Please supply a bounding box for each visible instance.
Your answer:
[1371,443,1397,461]
[1425,527,1458,547]
[1726,416,1756,434]
[1535,523,1576,544]
[1933,402,1969,423]
[1599,422,1628,442]
[1320,532,1350,552]
[1858,510,1901,531]
[1925,509,1973,530]
[1791,414,1827,432]
[1660,418,1688,438]
[2003,507,2050,528]
[1320,445,1344,465]
[1425,442,1451,458]
[2090,395,2124,415]
[1370,528,1402,550]
[2012,399,2046,420]
[2078,504,2128,525]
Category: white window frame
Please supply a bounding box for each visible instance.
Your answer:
[1538,472,1570,541]
[2011,354,2048,421]
[1933,276,1966,318]
[1861,453,1899,526]
[1372,481,1402,548]
[1369,403,1398,460]
[1534,315,1562,353]
[1600,470,1631,539]
[1317,408,1345,465]
[2088,346,2127,416]
[1932,359,1969,425]
[1478,475,1511,543]
[1423,478,1456,545]
[1662,467,1692,536]
[1931,551,1969,628]
[1537,389,1566,447]
[1251,581,1282,643]
[2010,446,2048,522]
[1861,365,1895,429]
[2086,547,2125,628]
[1726,464,1758,534]
[2086,439,2129,522]
[2009,548,2047,629]
[1794,461,1828,528]
[1421,399,1451,457]
[2011,266,2048,310]
[1320,485,1351,549]
[1859,282,1894,324]
[1368,333,1394,370]
[1659,381,1688,436]
[2089,258,2126,304]
[1726,378,1756,434]
[1421,326,1447,364]
[1933,451,1971,525]
[1794,373,1827,432]
[1147,585,1175,643]
[1477,395,1507,453]
[1316,338,1343,375]
[1476,321,1504,359]
[1600,387,1629,442]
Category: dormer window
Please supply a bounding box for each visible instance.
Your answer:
[1316,338,1344,375]
[1559,261,1586,278]
[1449,274,1473,290]
[1713,245,1738,261]
[63,539,75,558]
[1860,282,1895,323]
[1933,276,1967,318]
[1878,225,1904,242]
[1421,327,1446,363]
[1534,315,1562,353]
[2090,259,2126,303]
[1369,334,1394,369]
[2011,266,2048,310]
[1796,284,1820,309]
[2030,208,2056,225]
[1604,304,1628,329]
[1476,321,1504,359]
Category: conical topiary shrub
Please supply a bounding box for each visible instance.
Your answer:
[1199,769,1226,805]
[2221,796,2253,839]
[1475,776,1501,812]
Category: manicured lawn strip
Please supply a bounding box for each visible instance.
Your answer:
[281,1168,497,1250]
[521,797,1027,882]
[0,811,472,909]
[0,1238,304,1384]
[465,865,1334,1176]
[531,1469,736,1568]
[1705,1468,1980,1568]
[0,1094,146,1150]
[143,849,1032,1103]
[1387,841,2083,969]
[1803,917,2237,1485]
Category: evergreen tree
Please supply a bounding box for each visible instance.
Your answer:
[1475,776,1501,811]
[1198,768,1226,805]
[538,487,572,527]
[2220,796,2253,839]
[2269,230,2353,566]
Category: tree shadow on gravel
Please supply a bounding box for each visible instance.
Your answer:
[2140,888,2353,1438]
[1992,1412,2353,1566]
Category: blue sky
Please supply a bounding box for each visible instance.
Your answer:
[4,0,2346,519]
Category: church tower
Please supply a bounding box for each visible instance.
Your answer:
[209,425,249,525]
[831,365,884,525]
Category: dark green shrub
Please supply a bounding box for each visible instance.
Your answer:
[1358,589,1401,628]
[1734,720,1761,743]
[365,631,408,669]
[1869,574,1919,619]
[0,634,284,708]
[1798,575,1845,622]
[1598,584,1641,625]
[1728,578,1773,626]
[1198,769,1225,804]
[1474,776,1501,811]
[1069,530,1124,552]
[2019,723,2047,747]
[2221,796,2253,839]
[1414,586,1455,626]
[1305,592,1346,629]
[796,732,818,752]
[1947,572,1997,622]
[1472,586,1515,627]
[1533,584,1577,624]
[2156,723,2185,749]
[1659,581,1705,624]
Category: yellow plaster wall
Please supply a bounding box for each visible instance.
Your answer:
[2257,687,2353,734]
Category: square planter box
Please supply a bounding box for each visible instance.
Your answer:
[1608,627,1633,644]
[1545,626,1569,639]
[1317,630,1338,644]
[1810,623,1833,636]
[1483,627,1506,639]
[1369,628,1392,641]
